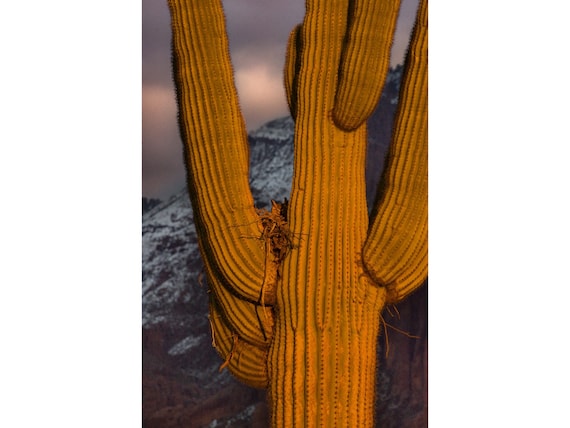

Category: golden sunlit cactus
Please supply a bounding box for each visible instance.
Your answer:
[168,0,427,425]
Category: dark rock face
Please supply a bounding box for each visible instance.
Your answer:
[365,64,403,208]
[375,283,428,427]
[142,67,427,427]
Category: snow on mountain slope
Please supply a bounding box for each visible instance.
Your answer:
[248,116,294,208]
[142,191,203,328]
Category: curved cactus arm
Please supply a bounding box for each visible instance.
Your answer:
[202,199,289,348]
[290,0,351,125]
[210,301,269,389]
[333,0,401,131]
[202,249,274,348]
[168,0,268,302]
[208,275,273,348]
[363,0,428,303]
[287,0,401,131]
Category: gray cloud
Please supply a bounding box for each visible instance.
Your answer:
[392,0,421,66]
[142,0,174,87]
[142,0,419,199]
[142,83,186,198]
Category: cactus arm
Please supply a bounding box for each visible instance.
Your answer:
[284,24,302,120]
[333,0,401,131]
[209,300,268,389]
[204,257,273,347]
[168,0,267,302]
[197,218,277,347]
[363,0,428,303]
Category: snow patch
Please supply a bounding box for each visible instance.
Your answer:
[168,335,201,356]
[249,116,294,142]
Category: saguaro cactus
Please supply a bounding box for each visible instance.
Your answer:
[168,0,427,425]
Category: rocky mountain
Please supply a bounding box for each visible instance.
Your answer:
[143,197,163,215]
[142,66,427,427]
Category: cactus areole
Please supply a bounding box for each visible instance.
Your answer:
[168,0,427,426]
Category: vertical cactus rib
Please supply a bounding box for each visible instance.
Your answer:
[168,0,267,303]
[363,0,428,303]
[333,0,402,131]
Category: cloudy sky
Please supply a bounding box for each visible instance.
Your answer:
[143,0,420,199]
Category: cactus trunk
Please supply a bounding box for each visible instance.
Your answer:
[269,122,387,425]
[269,299,383,426]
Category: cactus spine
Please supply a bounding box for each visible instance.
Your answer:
[168,0,427,425]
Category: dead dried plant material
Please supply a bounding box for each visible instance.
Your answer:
[219,334,239,372]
